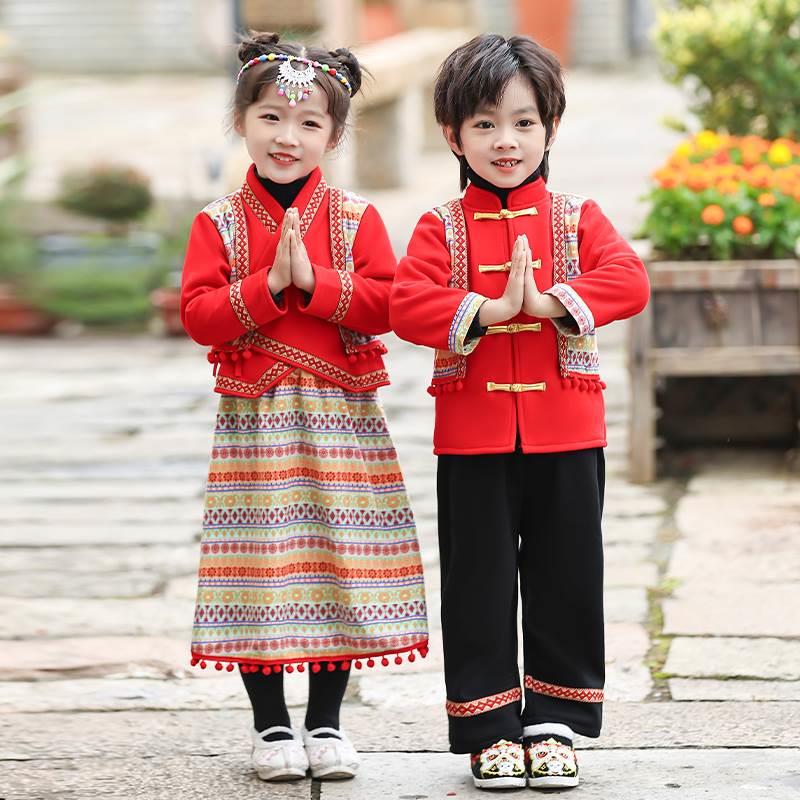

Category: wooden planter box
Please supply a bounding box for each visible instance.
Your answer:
[628,258,800,482]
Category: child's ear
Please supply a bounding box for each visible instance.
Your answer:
[233,112,244,138]
[546,117,561,151]
[443,125,463,156]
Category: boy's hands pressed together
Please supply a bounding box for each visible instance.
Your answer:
[267,210,293,295]
[520,235,566,319]
[288,208,316,293]
[478,235,527,326]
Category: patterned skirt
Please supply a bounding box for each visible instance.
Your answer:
[190,369,429,673]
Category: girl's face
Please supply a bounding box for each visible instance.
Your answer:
[445,74,558,189]
[235,81,337,183]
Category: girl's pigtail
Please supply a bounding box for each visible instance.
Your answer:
[329,47,363,97]
[237,31,281,64]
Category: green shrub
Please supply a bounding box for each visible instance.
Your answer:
[654,0,800,138]
[57,164,153,225]
[28,263,167,325]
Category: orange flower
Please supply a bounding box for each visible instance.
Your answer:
[732,215,754,235]
[701,204,725,225]
[653,167,681,189]
[716,178,741,195]
[758,192,777,207]
[685,166,712,192]
[748,164,774,189]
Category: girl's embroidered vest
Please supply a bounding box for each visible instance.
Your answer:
[428,192,601,394]
[202,180,385,373]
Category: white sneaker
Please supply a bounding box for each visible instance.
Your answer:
[301,725,360,780]
[250,726,308,781]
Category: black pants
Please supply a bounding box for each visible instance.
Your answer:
[437,448,605,754]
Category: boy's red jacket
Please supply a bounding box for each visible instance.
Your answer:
[390,178,650,454]
[181,166,393,396]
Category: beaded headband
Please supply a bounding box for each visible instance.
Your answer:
[236,53,353,107]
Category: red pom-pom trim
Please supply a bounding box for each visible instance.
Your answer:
[298,663,306,672]
[190,657,199,666]
[312,663,322,673]
[226,663,234,672]
[355,660,363,670]
[367,659,375,668]
[200,661,207,669]
[327,662,336,672]
[286,664,294,673]
[381,657,389,667]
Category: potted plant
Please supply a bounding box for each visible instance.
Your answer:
[629,0,800,482]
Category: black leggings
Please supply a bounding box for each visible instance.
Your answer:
[241,666,350,732]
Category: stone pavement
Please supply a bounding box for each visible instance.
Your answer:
[3,65,800,799]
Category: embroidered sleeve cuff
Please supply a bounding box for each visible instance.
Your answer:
[234,269,286,329]
[448,292,487,355]
[299,265,347,322]
[545,283,595,337]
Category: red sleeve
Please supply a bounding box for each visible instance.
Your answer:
[300,204,395,335]
[180,212,286,346]
[544,199,650,336]
[390,212,486,354]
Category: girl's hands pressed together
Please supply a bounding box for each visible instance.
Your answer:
[267,211,293,295]
[478,235,527,326]
[288,208,316,294]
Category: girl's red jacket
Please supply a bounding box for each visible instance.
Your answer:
[180,166,394,396]
[390,178,650,454]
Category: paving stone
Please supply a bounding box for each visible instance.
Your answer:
[0,636,191,680]
[605,587,648,624]
[320,750,800,800]
[357,670,445,709]
[603,515,662,545]
[664,637,800,681]
[4,701,800,764]
[0,674,308,713]
[2,754,312,800]
[5,479,203,501]
[674,491,800,546]
[605,562,658,587]
[0,570,161,598]
[0,597,193,638]
[0,544,198,575]
[664,585,800,637]
[0,523,201,547]
[669,540,800,585]
[669,679,800,701]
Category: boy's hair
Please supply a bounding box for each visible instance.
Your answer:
[434,33,566,190]
[233,31,364,144]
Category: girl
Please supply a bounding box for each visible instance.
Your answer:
[391,34,649,791]
[181,31,428,783]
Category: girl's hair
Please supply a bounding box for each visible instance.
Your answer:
[434,33,566,189]
[233,31,363,144]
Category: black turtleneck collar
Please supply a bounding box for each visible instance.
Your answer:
[256,170,313,210]
[462,157,543,208]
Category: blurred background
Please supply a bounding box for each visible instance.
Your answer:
[2,2,800,798]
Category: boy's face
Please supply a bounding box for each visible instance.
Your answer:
[235,82,336,184]
[445,74,558,189]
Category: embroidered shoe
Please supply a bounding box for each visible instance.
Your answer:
[470,739,527,789]
[525,735,579,789]
[250,726,308,781]
[301,725,360,780]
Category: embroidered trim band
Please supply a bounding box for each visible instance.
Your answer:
[446,687,522,718]
[447,292,486,355]
[229,280,257,330]
[525,675,604,704]
[329,270,354,323]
